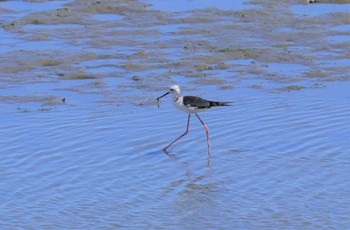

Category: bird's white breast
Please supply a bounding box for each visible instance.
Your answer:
[173,96,208,113]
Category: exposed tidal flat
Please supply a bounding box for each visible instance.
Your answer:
[0,0,349,229]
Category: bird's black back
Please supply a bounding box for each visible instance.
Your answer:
[183,96,230,109]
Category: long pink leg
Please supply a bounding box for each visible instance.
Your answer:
[195,113,211,155]
[163,113,191,152]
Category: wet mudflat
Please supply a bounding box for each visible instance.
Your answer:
[0,0,349,229]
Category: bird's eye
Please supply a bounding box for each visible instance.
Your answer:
[170,89,174,91]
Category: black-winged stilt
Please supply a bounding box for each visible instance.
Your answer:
[157,85,230,155]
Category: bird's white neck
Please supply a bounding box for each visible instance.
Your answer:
[172,94,181,102]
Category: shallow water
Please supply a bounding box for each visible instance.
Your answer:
[1,81,349,229]
[1,0,350,229]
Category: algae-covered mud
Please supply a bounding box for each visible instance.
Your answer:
[0,0,349,108]
[0,0,349,229]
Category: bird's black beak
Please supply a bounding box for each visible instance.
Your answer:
[156,92,169,101]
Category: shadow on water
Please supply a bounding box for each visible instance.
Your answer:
[165,151,212,168]
[227,149,250,154]
[145,148,212,169]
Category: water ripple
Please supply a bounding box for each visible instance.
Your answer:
[1,82,349,228]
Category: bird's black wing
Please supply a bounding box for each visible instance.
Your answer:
[183,96,210,109]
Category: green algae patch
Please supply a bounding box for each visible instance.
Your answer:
[37,59,62,67]
[0,95,66,106]
[61,73,99,80]
[28,19,44,25]
[284,85,306,91]
[123,63,149,71]
[218,48,235,53]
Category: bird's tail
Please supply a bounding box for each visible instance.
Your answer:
[209,101,232,107]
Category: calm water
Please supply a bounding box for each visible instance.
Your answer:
[1,81,349,229]
[1,0,350,229]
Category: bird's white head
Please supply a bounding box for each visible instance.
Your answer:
[156,85,181,102]
[169,85,181,96]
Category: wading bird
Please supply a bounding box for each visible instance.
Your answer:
[157,85,230,155]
